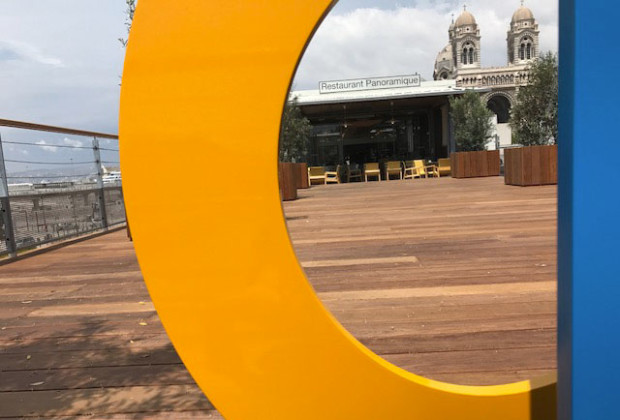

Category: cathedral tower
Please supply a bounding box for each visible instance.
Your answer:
[507,3,540,65]
[451,6,481,70]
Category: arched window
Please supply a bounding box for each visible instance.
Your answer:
[520,37,531,61]
[461,43,476,65]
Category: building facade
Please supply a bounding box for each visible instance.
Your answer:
[292,79,483,167]
[434,4,540,146]
[290,4,541,168]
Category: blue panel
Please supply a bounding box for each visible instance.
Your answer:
[557,0,574,419]
[558,0,620,419]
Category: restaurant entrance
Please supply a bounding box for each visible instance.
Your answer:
[291,78,477,169]
[308,111,438,167]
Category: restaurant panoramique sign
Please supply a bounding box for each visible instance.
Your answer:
[319,74,421,94]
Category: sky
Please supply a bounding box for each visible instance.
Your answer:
[293,0,559,89]
[0,1,127,133]
[0,1,126,175]
[0,1,557,174]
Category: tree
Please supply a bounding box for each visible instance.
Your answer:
[449,90,494,151]
[119,0,137,48]
[279,98,312,162]
[510,52,558,145]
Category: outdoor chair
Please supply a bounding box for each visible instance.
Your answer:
[437,158,451,177]
[386,161,403,180]
[364,162,381,181]
[414,159,439,178]
[308,166,326,185]
[347,164,363,182]
[404,160,424,179]
[325,165,342,184]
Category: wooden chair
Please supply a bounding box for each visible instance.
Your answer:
[364,162,381,181]
[404,160,424,179]
[347,164,362,182]
[386,161,403,180]
[325,165,341,184]
[308,166,326,185]
[437,158,451,177]
[414,160,439,178]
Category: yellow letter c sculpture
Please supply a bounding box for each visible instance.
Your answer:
[119,1,556,418]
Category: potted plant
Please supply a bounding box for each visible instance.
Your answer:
[279,97,312,196]
[505,52,558,186]
[449,90,500,178]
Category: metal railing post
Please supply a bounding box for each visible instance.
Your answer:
[0,134,17,257]
[92,137,109,229]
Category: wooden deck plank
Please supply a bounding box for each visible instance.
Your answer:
[0,385,214,417]
[0,346,181,371]
[0,364,194,392]
[0,412,224,420]
[284,177,557,387]
[0,176,557,417]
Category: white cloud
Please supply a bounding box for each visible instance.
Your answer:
[35,140,58,152]
[0,1,126,131]
[0,40,64,68]
[295,7,450,87]
[0,0,557,133]
[63,137,84,148]
[293,0,558,89]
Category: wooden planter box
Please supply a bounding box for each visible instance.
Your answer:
[504,145,558,186]
[450,150,500,178]
[278,162,297,201]
[292,162,309,189]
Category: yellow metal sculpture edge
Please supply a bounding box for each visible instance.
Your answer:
[119,1,557,418]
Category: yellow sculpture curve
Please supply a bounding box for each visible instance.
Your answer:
[119,1,556,418]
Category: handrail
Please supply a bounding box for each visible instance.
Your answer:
[0,118,118,140]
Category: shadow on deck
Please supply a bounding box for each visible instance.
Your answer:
[0,176,557,418]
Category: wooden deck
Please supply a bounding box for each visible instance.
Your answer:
[0,176,557,418]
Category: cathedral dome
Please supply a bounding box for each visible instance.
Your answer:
[435,44,453,66]
[434,44,454,80]
[455,10,476,27]
[511,6,534,22]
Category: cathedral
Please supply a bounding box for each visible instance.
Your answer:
[292,3,545,165]
[433,3,540,144]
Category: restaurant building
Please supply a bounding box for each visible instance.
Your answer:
[291,78,482,166]
[290,4,540,168]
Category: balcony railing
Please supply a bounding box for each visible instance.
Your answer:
[0,119,124,259]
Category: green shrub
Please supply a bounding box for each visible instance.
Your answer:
[450,90,494,151]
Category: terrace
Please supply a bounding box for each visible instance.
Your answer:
[0,176,556,418]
